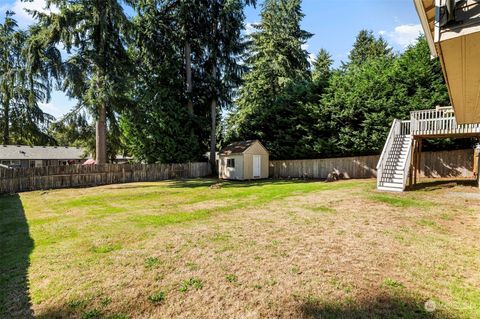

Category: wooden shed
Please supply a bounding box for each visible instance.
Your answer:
[219,140,269,180]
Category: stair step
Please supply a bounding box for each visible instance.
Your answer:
[378,186,404,192]
[381,182,404,189]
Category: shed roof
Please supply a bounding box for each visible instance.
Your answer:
[0,145,86,160]
[220,140,265,155]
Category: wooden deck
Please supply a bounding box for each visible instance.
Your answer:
[377,107,480,192]
[410,108,480,138]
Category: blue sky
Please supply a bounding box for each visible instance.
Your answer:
[1,0,423,119]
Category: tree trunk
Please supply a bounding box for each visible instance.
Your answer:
[96,104,107,164]
[2,95,10,145]
[185,41,194,115]
[209,64,217,175]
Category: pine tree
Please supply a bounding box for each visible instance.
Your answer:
[312,48,333,87]
[32,0,133,163]
[0,11,57,145]
[347,30,392,66]
[227,0,313,159]
[120,0,202,163]
[203,0,249,173]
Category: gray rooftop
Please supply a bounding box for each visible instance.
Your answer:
[0,145,87,160]
[220,140,258,155]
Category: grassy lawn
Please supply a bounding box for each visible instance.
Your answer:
[1,178,480,318]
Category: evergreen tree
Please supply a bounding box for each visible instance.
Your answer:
[0,11,56,145]
[121,0,253,164]
[203,0,249,172]
[120,0,202,163]
[347,29,392,66]
[227,0,313,159]
[33,0,133,163]
[316,36,452,157]
[311,48,333,88]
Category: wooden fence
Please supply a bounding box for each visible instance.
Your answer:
[0,149,474,194]
[0,162,210,194]
[269,149,474,179]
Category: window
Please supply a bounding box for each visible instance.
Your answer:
[227,158,235,168]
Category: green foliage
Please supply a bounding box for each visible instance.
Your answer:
[4,0,463,162]
[227,0,314,159]
[32,0,133,162]
[121,0,252,163]
[312,48,333,87]
[225,274,238,283]
[144,257,160,269]
[346,29,393,66]
[228,20,458,159]
[382,278,405,289]
[82,309,101,319]
[369,193,432,208]
[0,11,57,145]
[179,277,203,292]
[148,291,166,304]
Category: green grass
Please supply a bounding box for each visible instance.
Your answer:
[382,278,405,289]
[225,274,238,283]
[148,291,166,304]
[179,278,203,292]
[369,193,432,208]
[310,205,336,214]
[1,178,479,318]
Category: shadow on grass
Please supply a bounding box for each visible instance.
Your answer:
[166,178,325,189]
[0,194,34,318]
[408,178,477,192]
[298,293,456,319]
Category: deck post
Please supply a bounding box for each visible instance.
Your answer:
[413,138,417,185]
[418,139,422,183]
[477,144,480,189]
[410,139,416,186]
[408,139,415,187]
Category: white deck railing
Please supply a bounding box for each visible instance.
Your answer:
[410,108,480,136]
[377,119,399,171]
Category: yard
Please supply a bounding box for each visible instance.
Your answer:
[1,179,480,319]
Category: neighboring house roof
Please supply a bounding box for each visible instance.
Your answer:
[0,145,86,160]
[220,140,266,155]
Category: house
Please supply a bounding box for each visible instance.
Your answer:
[0,145,86,168]
[219,140,269,180]
[377,1,480,192]
[413,0,480,124]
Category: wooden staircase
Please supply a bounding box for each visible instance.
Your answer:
[377,107,480,192]
[377,119,412,192]
[377,134,412,192]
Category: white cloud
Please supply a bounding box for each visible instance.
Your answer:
[8,0,58,28]
[381,24,424,48]
[39,102,61,117]
[307,53,316,66]
[244,22,259,36]
[301,44,316,66]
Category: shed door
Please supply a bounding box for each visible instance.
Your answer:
[253,155,261,178]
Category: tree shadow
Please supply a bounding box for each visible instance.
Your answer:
[408,178,477,191]
[422,156,472,178]
[0,194,34,318]
[165,178,321,189]
[298,293,457,319]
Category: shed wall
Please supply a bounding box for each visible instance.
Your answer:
[243,142,269,179]
[219,155,244,180]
